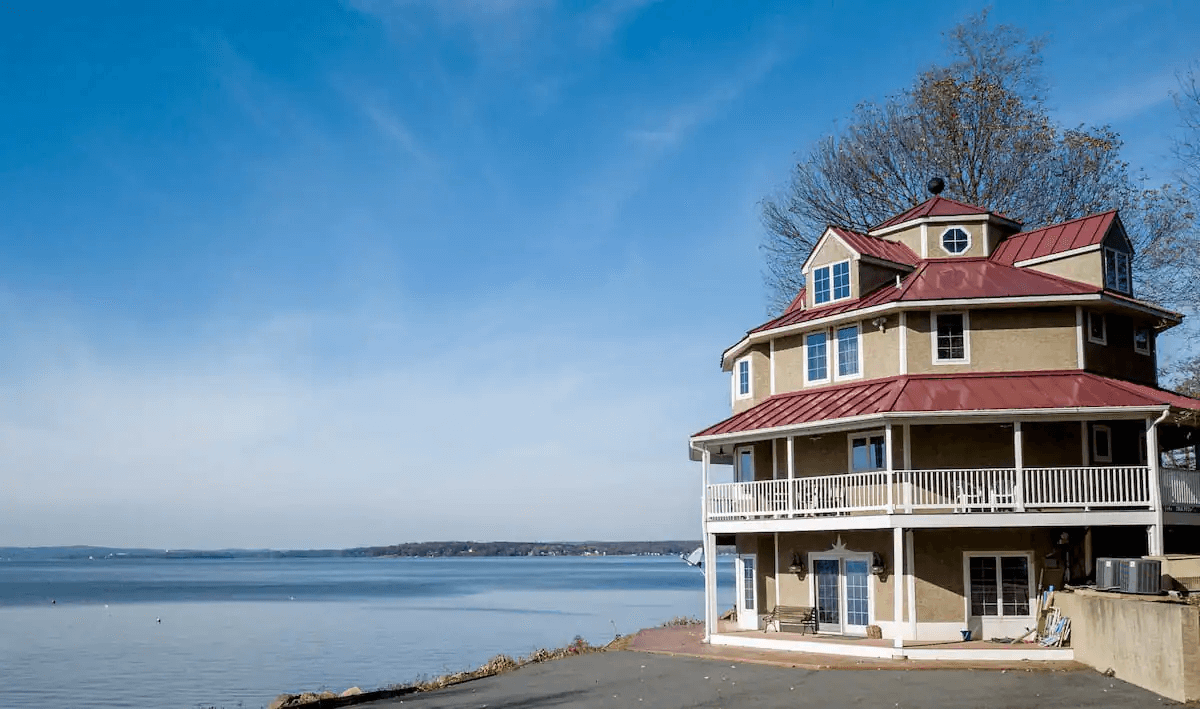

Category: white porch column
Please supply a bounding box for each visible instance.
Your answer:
[703,532,719,641]
[893,526,904,649]
[701,447,718,641]
[902,424,913,513]
[1147,415,1165,556]
[905,529,917,640]
[787,435,796,516]
[885,423,895,514]
[1013,421,1026,512]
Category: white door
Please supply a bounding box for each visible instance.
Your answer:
[735,554,758,630]
[812,553,872,636]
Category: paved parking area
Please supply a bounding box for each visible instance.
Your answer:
[366,650,1164,709]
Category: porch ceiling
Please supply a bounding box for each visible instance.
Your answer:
[693,370,1200,442]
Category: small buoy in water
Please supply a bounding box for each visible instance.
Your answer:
[156,617,161,623]
[51,599,55,604]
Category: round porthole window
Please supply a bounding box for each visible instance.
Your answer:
[941,227,970,254]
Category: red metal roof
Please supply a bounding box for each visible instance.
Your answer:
[749,259,1096,334]
[783,287,806,314]
[873,196,1000,230]
[693,371,1200,438]
[829,227,920,266]
[990,211,1117,266]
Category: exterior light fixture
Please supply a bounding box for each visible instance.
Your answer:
[871,551,887,578]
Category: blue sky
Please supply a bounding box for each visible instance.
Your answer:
[1,1,1197,548]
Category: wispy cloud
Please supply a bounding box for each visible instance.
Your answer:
[1058,68,1180,126]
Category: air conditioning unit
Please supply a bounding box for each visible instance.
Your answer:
[1096,557,1161,594]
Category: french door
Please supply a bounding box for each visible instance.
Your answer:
[811,554,871,635]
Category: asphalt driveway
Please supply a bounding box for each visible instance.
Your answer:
[365,650,1165,709]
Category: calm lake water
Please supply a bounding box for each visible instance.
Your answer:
[0,555,732,709]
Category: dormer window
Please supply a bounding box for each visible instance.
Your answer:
[940,227,971,255]
[813,260,851,305]
[1134,327,1152,355]
[1104,247,1131,294]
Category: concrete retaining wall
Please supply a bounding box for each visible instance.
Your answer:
[1053,589,1200,702]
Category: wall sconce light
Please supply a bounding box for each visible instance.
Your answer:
[788,552,806,576]
[871,551,887,579]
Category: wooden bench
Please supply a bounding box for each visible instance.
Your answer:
[762,605,818,634]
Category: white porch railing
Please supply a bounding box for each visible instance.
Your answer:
[1162,467,1200,511]
[706,466,1155,521]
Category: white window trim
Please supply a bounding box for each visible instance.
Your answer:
[1087,312,1107,346]
[735,356,752,400]
[803,330,831,386]
[847,429,887,472]
[1104,247,1132,295]
[939,225,972,255]
[1092,424,1113,463]
[931,311,971,365]
[833,322,863,381]
[963,551,1036,620]
[735,445,755,483]
[808,551,875,635]
[812,259,852,306]
[1134,327,1152,356]
[736,553,758,630]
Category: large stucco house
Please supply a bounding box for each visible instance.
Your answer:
[688,188,1200,653]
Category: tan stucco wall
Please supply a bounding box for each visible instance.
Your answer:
[926,222,987,258]
[1054,590,1200,703]
[862,317,901,379]
[772,333,806,393]
[911,528,1056,622]
[908,423,1015,469]
[1022,421,1085,467]
[731,345,771,414]
[773,530,896,620]
[1083,311,1158,386]
[883,225,923,257]
[906,307,1078,375]
[1029,250,1104,287]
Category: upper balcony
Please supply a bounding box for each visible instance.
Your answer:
[705,466,1200,530]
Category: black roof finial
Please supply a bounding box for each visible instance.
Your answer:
[927,177,945,195]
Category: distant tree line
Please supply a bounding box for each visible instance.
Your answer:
[358,540,700,558]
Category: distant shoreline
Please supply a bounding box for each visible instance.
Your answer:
[0,541,703,561]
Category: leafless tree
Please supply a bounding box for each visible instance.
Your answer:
[761,11,1197,316]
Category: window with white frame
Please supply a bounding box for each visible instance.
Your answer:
[967,554,1031,617]
[835,324,860,378]
[1134,327,1152,355]
[812,260,851,305]
[932,312,969,363]
[1104,247,1131,294]
[849,432,886,472]
[736,447,754,482]
[1092,424,1112,463]
[735,357,751,399]
[805,331,829,383]
[940,227,971,254]
[1087,311,1107,345]
[739,555,756,613]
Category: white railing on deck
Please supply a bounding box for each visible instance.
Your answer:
[1022,466,1150,508]
[1162,467,1200,510]
[706,465,1155,521]
[899,468,1017,512]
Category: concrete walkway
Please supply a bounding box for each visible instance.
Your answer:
[362,627,1161,708]
[629,625,1081,670]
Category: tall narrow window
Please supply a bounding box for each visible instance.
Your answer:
[813,266,831,304]
[740,556,756,612]
[836,325,860,378]
[1088,312,1107,345]
[832,261,851,300]
[736,358,751,398]
[849,433,886,472]
[1104,248,1132,294]
[1093,424,1112,463]
[933,312,968,363]
[736,447,754,482]
[805,331,828,383]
